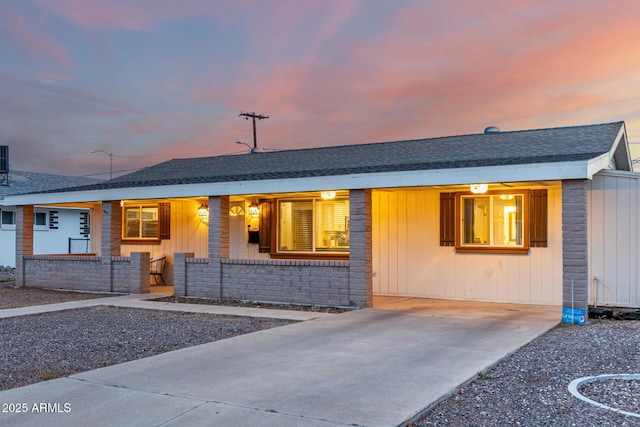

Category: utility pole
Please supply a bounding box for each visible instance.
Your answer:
[239,112,269,151]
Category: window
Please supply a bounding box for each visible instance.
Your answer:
[460,194,524,247]
[121,203,170,243]
[123,206,158,239]
[1,210,14,226]
[440,189,548,254]
[34,212,47,226]
[278,198,349,253]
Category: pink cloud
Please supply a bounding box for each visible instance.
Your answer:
[3,12,71,70]
[38,0,243,31]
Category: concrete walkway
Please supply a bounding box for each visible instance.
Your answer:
[0,294,560,427]
[0,292,331,321]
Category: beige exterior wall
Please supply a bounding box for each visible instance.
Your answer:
[591,171,640,308]
[372,186,563,305]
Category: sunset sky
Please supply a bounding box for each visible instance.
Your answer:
[2,0,640,178]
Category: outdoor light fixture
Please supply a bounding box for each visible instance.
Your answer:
[321,191,336,200]
[470,184,488,194]
[248,200,259,217]
[198,202,209,225]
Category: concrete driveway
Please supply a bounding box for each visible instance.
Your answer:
[0,296,559,427]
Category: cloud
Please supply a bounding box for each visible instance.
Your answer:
[5,0,640,177]
[37,0,240,31]
[1,8,71,70]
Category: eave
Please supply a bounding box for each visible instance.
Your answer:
[4,159,596,206]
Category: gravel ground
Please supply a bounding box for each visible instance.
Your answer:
[0,305,293,391]
[415,320,640,427]
[154,295,350,313]
[0,287,111,309]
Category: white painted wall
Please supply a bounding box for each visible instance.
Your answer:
[372,187,563,305]
[590,171,640,308]
[0,207,90,267]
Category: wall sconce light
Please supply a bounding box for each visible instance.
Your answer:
[248,200,259,217]
[198,202,209,225]
[321,191,336,200]
[470,184,488,194]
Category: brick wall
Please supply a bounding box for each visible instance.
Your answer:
[221,259,350,306]
[23,253,150,293]
[173,252,194,296]
[112,253,150,293]
[562,179,590,312]
[175,256,352,306]
[24,255,106,291]
[184,258,215,298]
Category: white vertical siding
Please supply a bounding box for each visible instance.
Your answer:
[590,172,640,308]
[229,199,269,260]
[121,200,208,284]
[372,187,563,305]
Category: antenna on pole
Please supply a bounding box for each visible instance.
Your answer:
[239,112,269,151]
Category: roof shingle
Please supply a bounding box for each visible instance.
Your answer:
[33,121,625,194]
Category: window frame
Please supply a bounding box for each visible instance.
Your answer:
[121,204,161,244]
[454,190,530,254]
[272,197,350,259]
[0,209,15,229]
[34,211,48,230]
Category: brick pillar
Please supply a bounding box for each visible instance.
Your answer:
[101,201,121,292]
[349,189,373,308]
[562,180,590,324]
[174,252,194,296]
[15,205,34,287]
[130,252,150,293]
[208,196,229,298]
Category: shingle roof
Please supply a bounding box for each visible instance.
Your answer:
[34,121,625,194]
[0,171,102,202]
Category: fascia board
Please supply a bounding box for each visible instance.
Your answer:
[5,160,592,205]
[587,153,613,179]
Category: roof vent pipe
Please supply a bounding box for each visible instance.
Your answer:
[484,126,501,134]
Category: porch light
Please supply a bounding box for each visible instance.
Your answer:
[470,184,488,194]
[198,202,209,225]
[248,200,259,217]
[321,191,336,200]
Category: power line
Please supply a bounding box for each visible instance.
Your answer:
[80,167,142,178]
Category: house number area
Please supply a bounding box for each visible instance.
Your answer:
[2,402,71,413]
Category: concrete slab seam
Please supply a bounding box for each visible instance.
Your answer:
[70,377,360,426]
